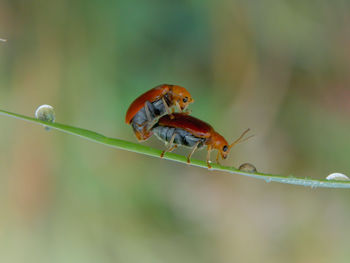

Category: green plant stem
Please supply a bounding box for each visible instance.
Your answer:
[1,108,349,189]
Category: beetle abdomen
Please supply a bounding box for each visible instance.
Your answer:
[153,126,206,148]
[130,98,171,141]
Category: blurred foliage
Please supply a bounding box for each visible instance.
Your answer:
[1,0,350,262]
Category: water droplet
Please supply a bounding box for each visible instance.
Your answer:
[0,38,7,42]
[35,104,55,130]
[264,177,272,183]
[239,163,257,173]
[326,173,350,181]
[310,183,318,189]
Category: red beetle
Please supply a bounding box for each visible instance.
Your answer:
[152,113,252,168]
[125,84,194,141]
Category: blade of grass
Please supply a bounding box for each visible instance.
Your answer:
[0,108,349,189]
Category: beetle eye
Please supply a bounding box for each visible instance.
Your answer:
[223,145,228,152]
[183,97,188,103]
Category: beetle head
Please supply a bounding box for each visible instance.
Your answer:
[211,131,230,160]
[170,85,194,111]
[212,128,253,161]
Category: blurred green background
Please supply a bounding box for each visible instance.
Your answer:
[1,0,350,262]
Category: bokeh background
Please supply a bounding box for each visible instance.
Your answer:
[1,0,350,262]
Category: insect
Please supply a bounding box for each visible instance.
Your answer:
[125,84,194,141]
[152,113,252,168]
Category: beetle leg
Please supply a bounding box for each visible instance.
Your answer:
[146,118,158,131]
[144,101,153,122]
[168,145,178,153]
[180,103,191,115]
[181,103,188,112]
[143,101,159,130]
[187,141,201,164]
[206,146,212,169]
[175,101,182,112]
[162,97,172,115]
[161,145,177,158]
[216,152,221,165]
[184,109,191,115]
[161,133,177,158]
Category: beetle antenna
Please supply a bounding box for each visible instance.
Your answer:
[229,128,254,149]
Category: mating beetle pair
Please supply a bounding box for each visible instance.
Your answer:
[125,84,251,168]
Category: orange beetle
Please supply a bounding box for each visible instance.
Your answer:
[152,113,252,168]
[125,84,194,141]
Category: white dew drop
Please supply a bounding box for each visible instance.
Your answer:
[264,177,272,183]
[326,173,350,181]
[0,38,7,42]
[239,163,257,173]
[310,182,318,189]
[35,104,55,130]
